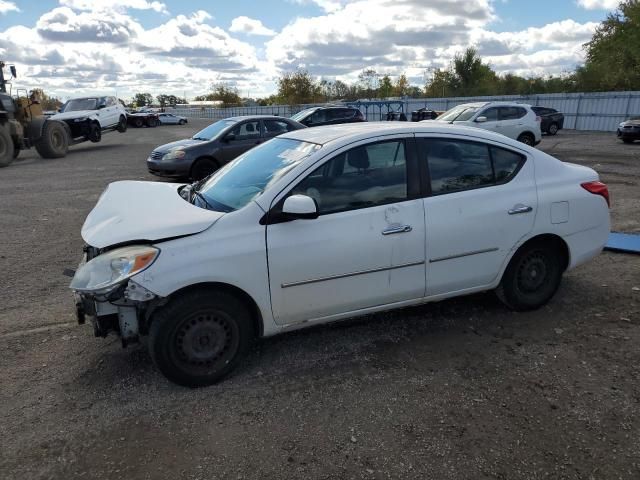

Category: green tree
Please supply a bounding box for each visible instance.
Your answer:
[378,75,394,98]
[358,69,379,98]
[276,70,321,104]
[394,74,410,97]
[133,92,153,107]
[579,0,640,90]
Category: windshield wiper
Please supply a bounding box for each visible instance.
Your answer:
[191,190,214,210]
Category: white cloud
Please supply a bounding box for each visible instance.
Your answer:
[229,16,276,36]
[60,0,169,14]
[0,0,19,14]
[576,0,619,10]
[0,0,603,99]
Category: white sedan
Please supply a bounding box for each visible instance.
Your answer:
[70,123,610,386]
[157,113,188,125]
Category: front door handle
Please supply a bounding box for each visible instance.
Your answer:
[508,205,533,215]
[382,224,412,235]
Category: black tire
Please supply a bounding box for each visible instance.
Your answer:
[88,122,101,143]
[190,157,219,181]
[13,148,20,159]
[147,118,158,128]
[35,120,69,158]
[179,119,186,125]
[116,115,127,133]
[547,123,559,135]
[517,132,535,146]
[0,125,15,167]
[149,289,254,387]
[134,118,144,128]
[496,240,564,311]
[622,138,634,144]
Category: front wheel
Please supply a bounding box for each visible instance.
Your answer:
[547,123,559,135]
[149,289,254,387]
[496,240,564,311]
[0,126,15,167]
[88,123,101,143]
[179,119,186,125]
[517,132,535,146]
[190,157,219,181]
[35,121,69,158]
[117,115,127,133]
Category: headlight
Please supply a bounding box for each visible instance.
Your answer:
[70,245,159,294]
[162,150,186,161]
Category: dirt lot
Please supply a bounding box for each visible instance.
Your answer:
[1,122,639,480]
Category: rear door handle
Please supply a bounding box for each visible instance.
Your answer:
[382,224,412,235]
[508,205,533,215]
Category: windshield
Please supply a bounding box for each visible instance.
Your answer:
[194,138,321,212]
[192,119,236,141]
[291,108,318,122]
[438,105,481,122]
[62,98,99,112]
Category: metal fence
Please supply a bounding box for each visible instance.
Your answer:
[171,91,640,132]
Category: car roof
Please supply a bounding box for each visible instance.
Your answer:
[225,115,297,121]
[454,101,532,108]
[279,121,530,149]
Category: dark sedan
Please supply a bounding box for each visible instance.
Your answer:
[617,117,640,144]
[147,115,306,180]
[531,106,564,135]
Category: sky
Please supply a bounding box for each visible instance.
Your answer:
[0,0,622,101]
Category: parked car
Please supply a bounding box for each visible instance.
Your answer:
[434,102,542,146]
[290,105,365,127]
[51,96,127,143]
[127,112,159,128]
[531,106,564,135]
[616,117,640,143]
[411,107,439,121]
[147,115,306,180]
[70,122,610,387]
[158,113,188,125]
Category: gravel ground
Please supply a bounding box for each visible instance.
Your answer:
[1,122,639,480]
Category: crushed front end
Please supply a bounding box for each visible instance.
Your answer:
[70,244,164,347]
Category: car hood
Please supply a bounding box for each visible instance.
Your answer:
[621,119,640,126]
[82,180,224,248]
[50,110,99,120]
[153,138,206,153]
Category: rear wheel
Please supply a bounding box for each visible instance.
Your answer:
[147,118,158,127]
[149,289,254,387]
[191,157,219,181]
[547,123,559,135]
[517,132,535,146]
[496,239,564,311]
[179,119,186,125]
[116,115,127,133]
[35,121,69,158]
[0,126,15,167]
[134,118,144,128]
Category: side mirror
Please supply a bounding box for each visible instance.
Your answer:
[282,195,318,220]
[475,116,487,123]
[10,65,17,78]
[224,132,236,143]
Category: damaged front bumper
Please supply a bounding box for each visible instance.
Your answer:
[70,247,163,347]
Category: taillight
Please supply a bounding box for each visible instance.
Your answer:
[581,181,610,207]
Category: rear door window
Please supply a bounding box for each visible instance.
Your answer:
[499,107,527,120]
[422,139,525,195]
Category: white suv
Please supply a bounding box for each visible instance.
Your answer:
[51,96,128,143]
[434,102,542,146]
